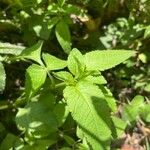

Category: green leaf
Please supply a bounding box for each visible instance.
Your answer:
[64,135,75,146]
[0,133,24,150]
[0,62,6,92]
[85,50,134,71]
[64,81,112,150]
[20,40,43,65]
[48,17,59,29]
[112,116,127,137]
[140,104,150,123]
[100,86,117,112]
[57,0,65,7]
[67,48,85,78]
[25,64,47,99]
[22,137,57,150]
[42,53,67,71]
[144,83,150,92]
[55,20,71,54]
[16,96,58,138]
[83,75,107,85]
[0,42,25,55]
[53,71,74,83]
[53,102,69,127]
[122,95,145,123]
[144,25,150,39]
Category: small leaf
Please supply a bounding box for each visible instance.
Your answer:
[42,53,67,70]
[144,25,150,39]
[67,48,85,78]
[53,71,74,83]
[122,95,145,123]
[55,20,71,54]
[140,104,150,123]
[25,64,47,99]
[20,40,43,65]
[0,62,6,92]
[64,81,112,150]
[57,0,65,7]
[85,50,134,71]
[144,83,150,92]
[48,17,59,30]
[84,75,107,85]
[63,135,75,146]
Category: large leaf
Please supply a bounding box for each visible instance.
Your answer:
[42,53,67,70]
[16,94,58,138]
[85,50,134,71]
[0,62,6,92]
[25,64,47,99]
[20,40,43,65]
[64,81,112,150]
[0,133,24,150]
[67,48,85,78]
[0,42,25,55]
[55,20,71,54]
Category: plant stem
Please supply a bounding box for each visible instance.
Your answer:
[47,71,55,88]
[55,82,66,88]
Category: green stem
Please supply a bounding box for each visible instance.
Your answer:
[55,82,66,89]
[47,71,55,88]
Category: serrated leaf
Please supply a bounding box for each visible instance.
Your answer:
[67,48,85,78]
[64,81,112,150]
[25,64,47,99]
[53,71,74,83]
[55,20,71,54]
[20,40,43,65]
[84,75,107,85]
[0,62,6,92]
[144,25,150,39]
[100,86,117,112]
[16,96,58,138]
[85,50,134,71]
[42,53,67,70]
[0,42,25,55]
[57,0,65,7]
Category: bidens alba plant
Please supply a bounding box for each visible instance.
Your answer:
[15,41,134,150]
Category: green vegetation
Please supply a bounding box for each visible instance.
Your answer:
[0,0,150,149]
